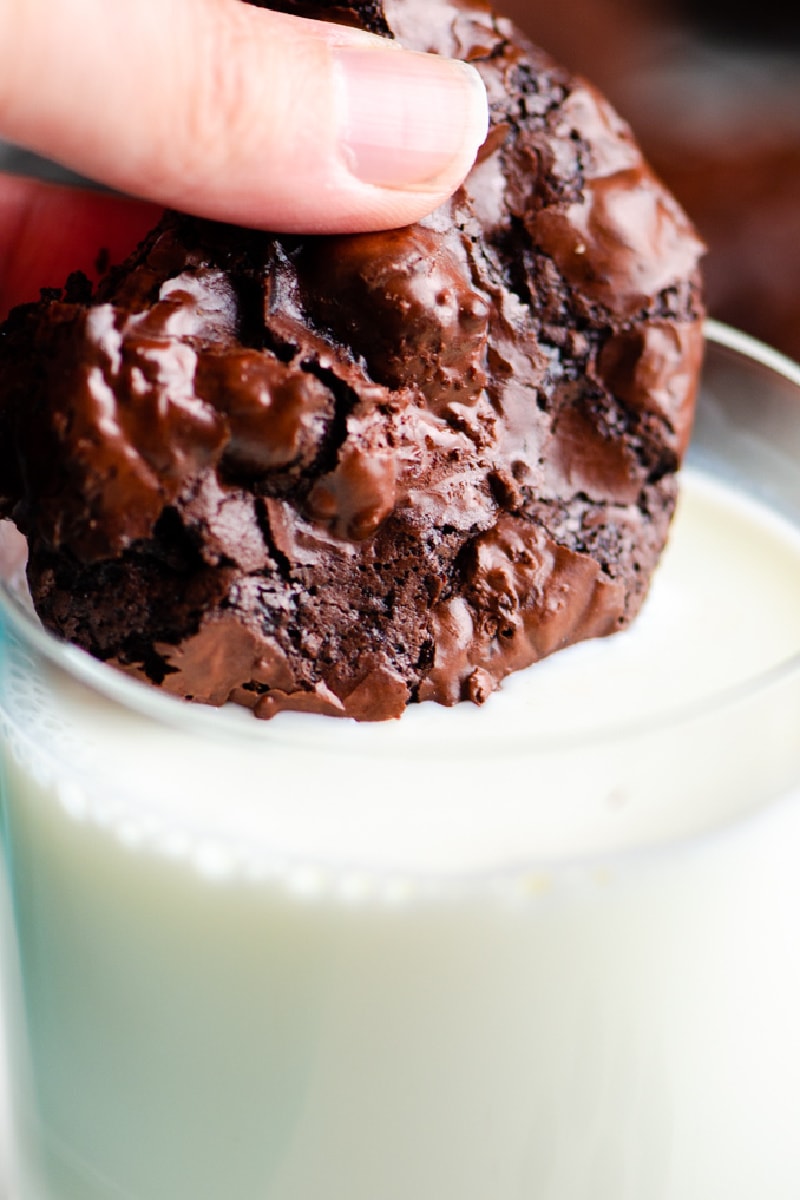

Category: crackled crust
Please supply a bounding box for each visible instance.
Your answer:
[0,0,705,720]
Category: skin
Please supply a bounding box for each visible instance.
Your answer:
[0,0,489,318]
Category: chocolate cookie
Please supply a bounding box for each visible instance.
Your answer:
[0,0,705,721]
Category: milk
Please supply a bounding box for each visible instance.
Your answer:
[0,463,798,1200]
[2,312,800,1200]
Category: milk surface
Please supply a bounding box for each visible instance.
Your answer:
[0,467,799,1199]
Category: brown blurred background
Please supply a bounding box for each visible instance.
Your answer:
[502,0,800,363]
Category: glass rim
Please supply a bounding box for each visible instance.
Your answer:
[704,317,800,387]
[0,318,799,755]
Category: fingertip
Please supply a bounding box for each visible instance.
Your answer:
[220,39,489,234]
[334,48,488,198]
[159,15,490,234]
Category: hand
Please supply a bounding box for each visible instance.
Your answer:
[0,0,488,233]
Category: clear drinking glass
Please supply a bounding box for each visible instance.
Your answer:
[0,321,799,1200]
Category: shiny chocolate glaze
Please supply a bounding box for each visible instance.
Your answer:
[0,0,705,721]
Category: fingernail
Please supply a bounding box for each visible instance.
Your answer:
[334,46,489,191]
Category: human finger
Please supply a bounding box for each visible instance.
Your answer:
[0,0,488,234]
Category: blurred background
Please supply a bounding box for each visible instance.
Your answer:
[1,0,799,362]
[503,0,800,364]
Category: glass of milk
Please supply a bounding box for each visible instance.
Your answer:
[0,321,799,1200]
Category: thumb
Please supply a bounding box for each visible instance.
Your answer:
[0,0,489,234]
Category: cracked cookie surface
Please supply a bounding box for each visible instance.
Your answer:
[0,0,705,720]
